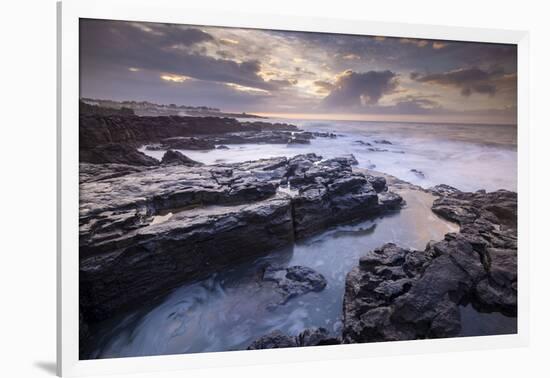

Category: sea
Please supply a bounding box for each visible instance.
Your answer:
[140,119,517,192]
[88,119,518,358]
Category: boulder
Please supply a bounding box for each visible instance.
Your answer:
[248,331,297,349]
[248,328,338,350]
[262,265,327,304]
[161,137,216,150]
[367,176,387,193]
[79,144,160,166]
[378,191,404,210]
[160,150,203,166]
[342,189,517,343]
[410,169,425,178]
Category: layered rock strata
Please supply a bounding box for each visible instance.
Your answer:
[79,154,402,322]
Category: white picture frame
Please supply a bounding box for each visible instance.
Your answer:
[57,0,530,376]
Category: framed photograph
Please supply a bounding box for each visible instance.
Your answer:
[58,0,529,376]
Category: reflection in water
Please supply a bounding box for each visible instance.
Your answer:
[90,187,468,359]
[459,304,517,337]
[93,120,518,358]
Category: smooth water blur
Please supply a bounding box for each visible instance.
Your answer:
[140,119,517,192]
[93,119,517,358]
[90,188,459,358]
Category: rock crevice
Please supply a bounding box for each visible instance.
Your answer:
[79,153,403,323]
[341,188,517,343]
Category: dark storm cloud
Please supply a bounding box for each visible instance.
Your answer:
[80,19,286,91]
[390,95,442,114]
[322,70,398,107]
[79,18,517,122]
[411,67,507,96]
[292,32,517,76]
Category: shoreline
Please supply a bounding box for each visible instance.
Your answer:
[78,113,517,359]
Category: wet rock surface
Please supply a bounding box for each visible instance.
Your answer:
[79,143,160,166]
[80,113,338,164]
[410,169,425,178]
[79,114,298,149]
[79,153,402,323]
[342,189,517,343]
[262,265,327,305]
[160,150,203,166]
[152,129,337,151]
[248,328,339,350]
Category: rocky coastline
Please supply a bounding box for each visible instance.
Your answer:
[79,112,322,165]
[78,113,517,356]
[248,185,517,348]
[79,149,403,325]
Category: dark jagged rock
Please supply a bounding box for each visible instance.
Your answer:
[353,140,372,146]
[144,144,164,151]
[297,327,340,346]
[79,154,399,323]
[156,130,315,149]
[248,331,298,349]
[367,176,387,193]
[374,139,393,145]
[161,137,216,150]
[331,154,359,166]
[429,184,461,196]
[79,114,298,149]
[80,196,294,322]
[248,328,338,350]
[79,158,288,259]
[367,147,389,152]
[286,155,402,239]
[262,265,327,304]
[160,150,203,166]
[378,191,403,210]
[312,131,337,138]
[410,169,425,178]
[79,163,152,183]
[79,144,160,166]
[342,189,517,344]
[216,145,229,149]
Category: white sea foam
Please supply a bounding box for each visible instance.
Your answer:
[92,119,517,358]
[140,119,517,192]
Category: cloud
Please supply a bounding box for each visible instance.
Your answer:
[219,38,240,45]
[322,70,398,107]
[79,18,517,123]
[80,19,283,93]
[410,67,507,96]
[342,53,361,60]
[127,22,214,45]
[390,96,442,114]
[314,80,335,94]
[400,38,429,48]
[225,83,271,94]
[160,74,191,83]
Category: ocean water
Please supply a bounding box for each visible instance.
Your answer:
[88,119,517,358]
[140,119,517,192]
[89,188,461,358]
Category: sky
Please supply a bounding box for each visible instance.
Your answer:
[80,18,517,124]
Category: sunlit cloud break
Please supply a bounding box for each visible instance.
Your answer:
[160,74,191,83]
[79,18,517,124]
